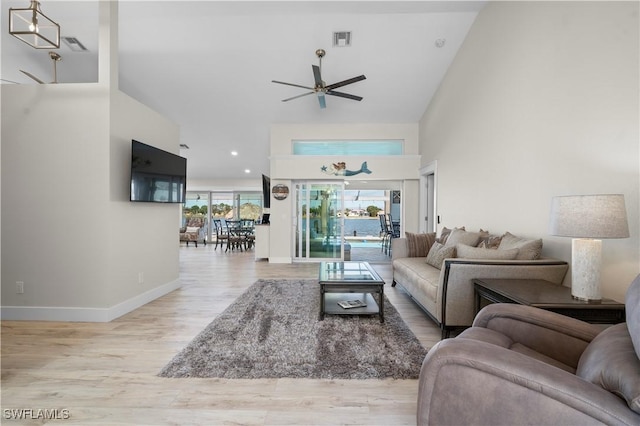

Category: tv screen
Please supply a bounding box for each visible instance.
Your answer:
[130,140,187,203]
[262,174,271,209]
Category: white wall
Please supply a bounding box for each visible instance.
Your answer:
[107,91,181,309]
[2,84,111,311]
[419,1,639,301]
[1,83,181,321]
[268,123,421,262]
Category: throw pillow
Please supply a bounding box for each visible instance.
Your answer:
[576,323,640,414]
[445,228,483,247]
[405,232,436,257]
[498,232,543,260]
[476,229,490,246]
[426,242,456,269]
[437,226,464,245]
[186,226,200,233]
[478,234,503,249]
[456,244,519,260]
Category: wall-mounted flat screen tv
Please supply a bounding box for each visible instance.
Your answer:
[262,174,271,209]
[130,140,187,203]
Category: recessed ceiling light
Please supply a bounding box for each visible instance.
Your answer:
[231,151,238,156]
[244,169,251,174]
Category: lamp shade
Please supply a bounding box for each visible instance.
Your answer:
[549,194,629,239]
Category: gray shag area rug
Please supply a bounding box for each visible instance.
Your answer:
[159,279,427,379]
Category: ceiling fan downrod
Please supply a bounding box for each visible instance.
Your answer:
[50,51,61,84]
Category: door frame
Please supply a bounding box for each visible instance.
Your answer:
[419,161,437,233]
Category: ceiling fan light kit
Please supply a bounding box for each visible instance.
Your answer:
[272,48,366,109]
[9,0,60,49]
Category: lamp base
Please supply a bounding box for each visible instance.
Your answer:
[571,238,602,301]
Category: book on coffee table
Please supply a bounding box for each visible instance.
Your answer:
[337,299,367,309]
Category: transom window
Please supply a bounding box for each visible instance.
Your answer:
[292,140,403,156]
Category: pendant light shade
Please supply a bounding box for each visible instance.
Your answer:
[9,1,60,49]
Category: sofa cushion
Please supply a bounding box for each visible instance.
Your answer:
[393,257,441,303]
[444,229,483,247]
[576,323,640,414]
[426,242,456,269]
[456,244,519,260]
[405,232,436,257]
[498,232,542,260]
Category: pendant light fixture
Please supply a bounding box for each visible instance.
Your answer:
[9,1,60,49]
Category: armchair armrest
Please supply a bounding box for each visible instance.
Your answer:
[471,303,601,369]
[418,338,640,426]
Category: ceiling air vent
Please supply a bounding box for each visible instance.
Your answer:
[62,37,88,52]
[333,31,352,47]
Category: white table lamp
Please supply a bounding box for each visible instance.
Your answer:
[549,194,629,301]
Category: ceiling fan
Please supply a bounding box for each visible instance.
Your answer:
[272,49,366,109]
[20,51,61,84]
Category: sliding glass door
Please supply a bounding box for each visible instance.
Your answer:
[294,182,344,261]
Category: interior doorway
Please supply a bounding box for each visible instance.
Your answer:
[419,162,437,233]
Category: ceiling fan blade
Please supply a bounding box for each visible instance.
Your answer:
[325,75,366,91]
[272,80,315,90]
[326,90,363,102]
[20,70,45,84]
[312,65,323,87]
[317,93,326,109]
[282,91,315,102]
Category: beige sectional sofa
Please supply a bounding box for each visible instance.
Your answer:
[391,228,569,338]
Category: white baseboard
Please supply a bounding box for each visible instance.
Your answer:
[0,279,181,322]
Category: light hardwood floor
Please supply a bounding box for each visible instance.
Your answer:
[1,245,442,425]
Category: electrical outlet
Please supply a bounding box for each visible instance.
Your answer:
[138,272,144,284]
[16,281,24,294]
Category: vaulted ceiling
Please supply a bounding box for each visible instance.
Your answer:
[1,1,485,181]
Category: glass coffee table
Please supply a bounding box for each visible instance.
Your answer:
[318,261,386,323]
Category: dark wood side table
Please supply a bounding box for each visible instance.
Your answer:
[473,278,625,324]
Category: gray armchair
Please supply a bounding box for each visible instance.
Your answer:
[417,275,640,425]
